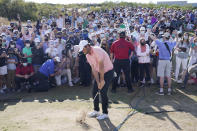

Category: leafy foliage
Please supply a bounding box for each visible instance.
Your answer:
[0,0,196,22]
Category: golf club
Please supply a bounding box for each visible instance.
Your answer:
[76,89,101,124]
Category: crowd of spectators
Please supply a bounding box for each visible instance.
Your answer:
[0,7,197,95]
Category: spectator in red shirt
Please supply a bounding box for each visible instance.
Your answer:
[15,58,34,92]
[110,31,135,93]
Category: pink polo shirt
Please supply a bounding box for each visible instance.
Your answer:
[86,46,113,73]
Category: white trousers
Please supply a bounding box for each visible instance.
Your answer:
[175,56,188,80]
[55,69,72,86]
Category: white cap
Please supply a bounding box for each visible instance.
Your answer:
[140,27,146,31]
[34,38,40,43]
[54,56,61,62]
[78,40,89,52]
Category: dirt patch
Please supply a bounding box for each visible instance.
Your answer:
[0,85,197,131]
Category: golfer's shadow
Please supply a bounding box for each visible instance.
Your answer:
[97,118,116,131]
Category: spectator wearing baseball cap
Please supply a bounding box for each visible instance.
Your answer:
[56,14,64,31]
[32,38,44,73]
[0,44,8,94]
[16,32,24,52]
[55,49,74,87]
[30,57,61,92]
[110,31,135,93]
[78,40,114,120]
[150,32,176,95]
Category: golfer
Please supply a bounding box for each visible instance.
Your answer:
[78,40,114,120]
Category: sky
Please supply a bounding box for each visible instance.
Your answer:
[25,0,197,4]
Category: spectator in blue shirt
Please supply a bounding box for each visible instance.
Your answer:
[16,33,24,51]
[29,57,60,92]
[150,32,176,96]
[155,38,176,61]
[139,18,144,25]
[39,58,56,77]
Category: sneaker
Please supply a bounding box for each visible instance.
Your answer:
[156,91,164,96]
[69,82,73,87]
[96,113,108,120]
[88,111,100,118]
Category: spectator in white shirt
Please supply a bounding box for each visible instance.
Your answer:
[136,37,151,87]
[45,43,58,58]
[56,14,64,31]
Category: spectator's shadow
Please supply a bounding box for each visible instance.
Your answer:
[97,118,116,131]
[0,98,21,111]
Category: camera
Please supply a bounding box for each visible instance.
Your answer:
[66,43,71,50]
[10,22,15,28]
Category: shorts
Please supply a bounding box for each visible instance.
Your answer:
[0,65,8,75]
[157,60,171,77]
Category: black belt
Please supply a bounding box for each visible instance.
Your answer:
[115,59,129,62]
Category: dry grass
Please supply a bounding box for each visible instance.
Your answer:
[0,17,14,26]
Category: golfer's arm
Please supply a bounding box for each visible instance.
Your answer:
[99,60,104,81]
[92,69,99,84]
